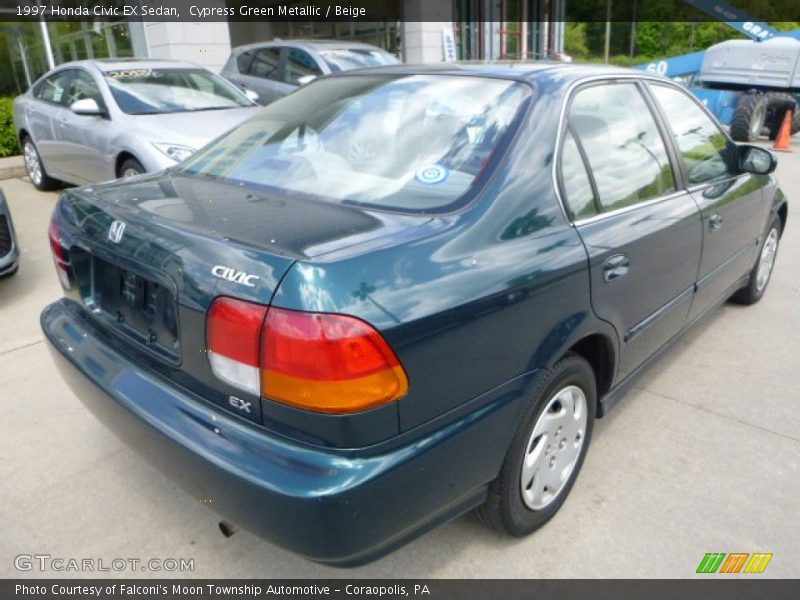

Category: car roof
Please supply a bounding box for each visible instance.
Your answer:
[50,58,207,73]
[317,61,646,84]
[231,39,389,54]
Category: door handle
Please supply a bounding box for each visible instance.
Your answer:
[602,254,630,282]
[709,213,723,231]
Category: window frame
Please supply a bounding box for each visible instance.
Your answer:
[644,81,742,194]
[555,78,684,224]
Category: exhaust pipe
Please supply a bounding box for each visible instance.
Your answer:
[218,521,238,538]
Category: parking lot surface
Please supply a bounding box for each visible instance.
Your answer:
[1,145,798,578]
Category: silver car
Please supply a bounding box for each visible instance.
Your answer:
[14,59,260,190]
[220,40,400,105]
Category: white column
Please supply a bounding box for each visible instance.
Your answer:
[403,22,452,64]
[39,18,54,69]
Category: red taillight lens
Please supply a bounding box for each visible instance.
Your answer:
[261,308,408,413]
[48,219,70,289]
[205,299,409,413]
[207,297,268,395]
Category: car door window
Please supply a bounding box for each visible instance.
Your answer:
[285,48,322,85]
[33,71,71,105]
[568,83,676,213]
[559,129,599,220]
[649,84,738,186]
[236,51,255,74]
[249,48,281,79]
[64,71,105,110]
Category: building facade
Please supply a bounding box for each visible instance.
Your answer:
[3,0,566,93]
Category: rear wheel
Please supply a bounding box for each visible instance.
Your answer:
[731,215,782,305]
[476,353,596,535]
[22,137,60,191]
[730,94,768,142]
[119,157,145,179]
[765,93,800,140]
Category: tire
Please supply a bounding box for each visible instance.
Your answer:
[119,158,145,179]
[475,353,596,536]
[730,94,768,142]
[764,93,800,140]
[21,137,60,191]
[0,264,19,278]
[731,215,782,305]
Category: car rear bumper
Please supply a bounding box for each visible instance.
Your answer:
[42,299,532,565]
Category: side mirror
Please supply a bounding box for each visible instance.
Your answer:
[70,98,103,116]
[739,145,777,175]
[297,75,317,86]
[243,88,259,103]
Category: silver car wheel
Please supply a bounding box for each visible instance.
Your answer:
[520,384,588,511]
[23,141,42,186]
[755,228,779,292]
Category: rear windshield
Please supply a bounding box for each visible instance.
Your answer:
[104,68,252,114]
[178,74,531,213]
[319,48,400,72]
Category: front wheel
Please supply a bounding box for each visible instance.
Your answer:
[22,137,60,191]
[731,215,782,305]
[730,94,768,142]
[119,157,145,179]
[476,353,596,536]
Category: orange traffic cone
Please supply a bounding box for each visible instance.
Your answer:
[772,109,793,152]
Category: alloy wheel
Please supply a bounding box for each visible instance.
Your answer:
[520,385,588,510]
[23,141,42,186]
[756,228,779,292]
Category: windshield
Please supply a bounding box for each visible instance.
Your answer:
[178,75,531,212]
[104,68,252,115]
[319,48,400,72]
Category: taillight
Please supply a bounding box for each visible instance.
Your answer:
[206,298,408,414]
[48,219,70,289]
[261,308,409,413]
[207,297,268,395]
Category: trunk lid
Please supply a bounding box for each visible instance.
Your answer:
[63,171,425,304]
[56,170,428,368]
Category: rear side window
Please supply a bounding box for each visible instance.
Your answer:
[649,84,737,186]
[559,129,598,220]
[236,51,255,74]
[249,48,281,79]
[285,48,322,85]
[567,83,676,213]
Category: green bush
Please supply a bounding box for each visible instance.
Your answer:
[0,97,20,158]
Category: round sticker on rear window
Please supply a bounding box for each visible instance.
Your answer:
[415,164,448,185]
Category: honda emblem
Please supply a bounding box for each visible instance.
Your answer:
[108,220,126,243]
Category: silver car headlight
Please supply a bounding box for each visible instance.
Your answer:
[152,143,196,163]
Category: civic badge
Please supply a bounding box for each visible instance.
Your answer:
[108,220,126,243]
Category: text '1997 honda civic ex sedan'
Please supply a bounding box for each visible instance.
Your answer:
[42,64,787,566]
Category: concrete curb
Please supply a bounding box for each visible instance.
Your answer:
[0,156,26,181]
